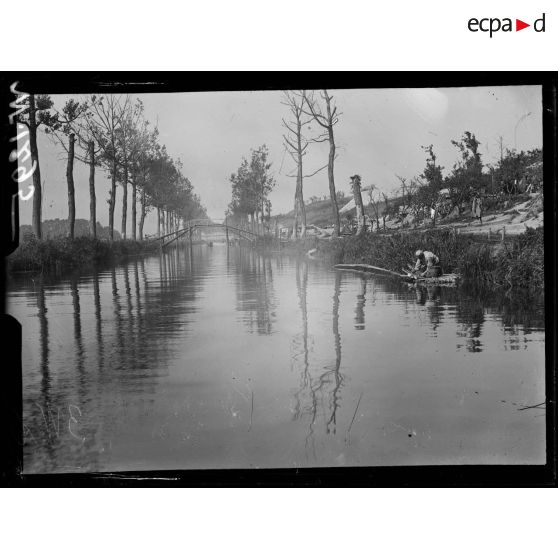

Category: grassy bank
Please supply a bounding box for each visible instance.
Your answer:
[8,236,160,273]
[318,227,545,295]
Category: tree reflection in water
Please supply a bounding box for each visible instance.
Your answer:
[13,246,545,472]
[233,248,276,335]
[292,264,344,460]
[354,276,366,330]
[20,247,215,472]
[70,272,86,398]
[93,270,104,372]
[111,267,125,370]
[27,276,56,465]
[326,271,343,435]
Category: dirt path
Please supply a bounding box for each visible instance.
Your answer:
[425,195,544,237]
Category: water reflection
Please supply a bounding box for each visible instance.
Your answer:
[411,285,444,334]
[33,276,54,464]
[292,265,345,458]
[291,260,314,456]
[326,271,344,435]
[93,270,104,371]
[233,249,276,335]
[111,267,124,370]
[354,276,366,330]
[70,273,85,377]
[455,295,485,353]
[15,247,215,472]
[7,245,545,472]
[35,276,49,386]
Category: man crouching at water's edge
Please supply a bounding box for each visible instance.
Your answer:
[414,250,442,278]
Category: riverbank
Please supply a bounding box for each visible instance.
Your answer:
[7,236,160,273]
[280,226,544,296]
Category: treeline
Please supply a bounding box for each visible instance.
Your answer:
[389,133,542,226]
[228,145,275,235]
[14,92,206,241]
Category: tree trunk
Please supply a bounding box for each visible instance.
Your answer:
[88,141,96,238]
[66,133,76,239]
[131,176,137,241]
[294,116,306,240]
[109,160,117,241]
[291,197,299,239]
[139,189,146,241]
[327,135,339,236]
[296,157,306,239]
[351,175,365,235]
[121,161,128,239]
[324,95,340,236]
[157,207,161,237]
[29,94,42,239]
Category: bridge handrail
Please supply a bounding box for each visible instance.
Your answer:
[153,221,260,244]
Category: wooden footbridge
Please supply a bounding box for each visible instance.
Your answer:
[153,219,260,249]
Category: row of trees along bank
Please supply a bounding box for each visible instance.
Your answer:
[228,145,276,235]
[15,92,206,242]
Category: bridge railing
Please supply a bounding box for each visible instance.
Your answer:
[182,219,257,236]
[154,220,262,247]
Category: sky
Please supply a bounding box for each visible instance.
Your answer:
[18,85,542,235]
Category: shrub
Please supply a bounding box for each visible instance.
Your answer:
[321,227,544,296]
[8,237,158,273]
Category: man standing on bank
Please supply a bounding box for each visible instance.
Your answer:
[413,249,442,278]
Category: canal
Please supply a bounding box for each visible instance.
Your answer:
[7,244,546,473]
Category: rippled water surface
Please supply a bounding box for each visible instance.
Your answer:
[7,244,546,473]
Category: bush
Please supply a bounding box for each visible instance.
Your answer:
[8,236,158,273]
[321,227,544,296]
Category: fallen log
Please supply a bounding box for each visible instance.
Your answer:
[334,263,406,277]
[334,263,460,284]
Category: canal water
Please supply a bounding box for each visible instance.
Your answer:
[7,244,546,473]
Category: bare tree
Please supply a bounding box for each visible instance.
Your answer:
[281,91,327,239]
[282,91,309,239]
[302,90,341,236]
